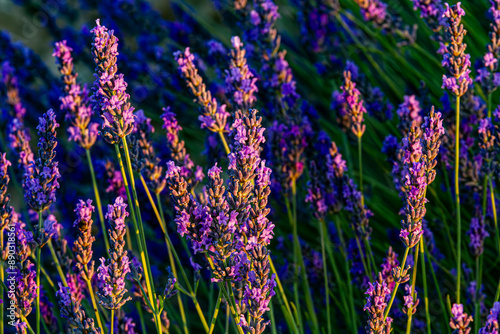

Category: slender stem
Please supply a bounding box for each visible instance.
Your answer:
[217,282,244,334]
[319,220,331,334]
[268,257,300,333]
[225,305,229,334]
[47,240,68,287]
[269,303,277,334]
[495,277,500,302]
[285,195,303,333]
[291,181,319,334]
[488,93,493,118]
[139,176,188,334]
[425,242,449,330]
[490,178,500,256]
[84,263,104,331]
[320,220,349,318]
[334,218,357,331]
[110,309,114,334]
[384,247,410,320]
[474,255,481,334]
[420,238,431,334]
[354,235,371,282]
[358,135,364,206]
[218,131,230,155]
[86,149,111,254]
[455,95,462,304]
[0,230,4,334]
[209,289,223,334]
[150,191,208,333]
[136,302,147,334]
[36,213,42,334]
[113,144,159,331]
[406,244,420,334]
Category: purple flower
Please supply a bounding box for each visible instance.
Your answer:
[53,40,99,149]
[479,302,500,334]
[225,36,258,113]
[449,303,473,334]
[174,48,228,133]
[341,68,366,137]
[73,199,97,281]
[363,273,393,333]
[91,19,135,142]
[467,216,489,257]
[1,61,26,121]
[97,196,132,310]
[441,2,472,97]
[24,109,60,213]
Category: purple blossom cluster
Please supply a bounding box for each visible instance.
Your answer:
[91,19,135,143]
[23,109,60,213]
[53,40,99,149]
[441,2,472,97]
[97,197,132,310]
[174,48,229,132]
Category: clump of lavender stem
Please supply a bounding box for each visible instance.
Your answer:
[442,1,471,304]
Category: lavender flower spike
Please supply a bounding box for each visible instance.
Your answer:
[53,40,99,149]
[0,152,12,232]
[57,283,102,333]
[449,303,473,334]
[174,48,229,133]
[441,2,472,97]
[97,197,132,310]
[91,19,135,143]
[479,302,500,333]
[73,199,97,281]
[364,273,393,333]
[341,69,367,137]
[225,36,258,113]
[24,109,60,213]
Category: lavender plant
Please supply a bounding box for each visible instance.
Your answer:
[1,1,500,333]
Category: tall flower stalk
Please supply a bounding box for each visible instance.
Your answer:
[72,199,104,330]
[90,19,160,332]
[23,109,60,334]
[441,2,472,304]
[97,197,133,334]
[382,107,444,323]
[52,40,109,253]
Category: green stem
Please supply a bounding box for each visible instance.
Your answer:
[268,257,300,333]
[488,93,493,118]
[136,302,147,334]
[474,255,481,334]
[139,176,189,334]
[490,177,500,256]
[47,240,68,287]
[209,289,222,334]
[455,95,462,304]
[270,303,277,334]
[84,263,104,332]
[495,277,500,302]
[358,135,363,206]
[36,212,42,334]
[151,192,208,333]
[216,282,244,334]
[218,131,230,155]
[110,309,114,334]
[384,247,410,320]
[334,218,357,331]
[406,244,420,334]
[85,148,111,254]
[292,181,319,334]
[319,220,331,334]
[425,242,449,330]
[0,230,4,334]
[420,238,431,334]
[113,144,160,332]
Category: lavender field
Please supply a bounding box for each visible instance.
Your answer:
[0,0,499,333]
